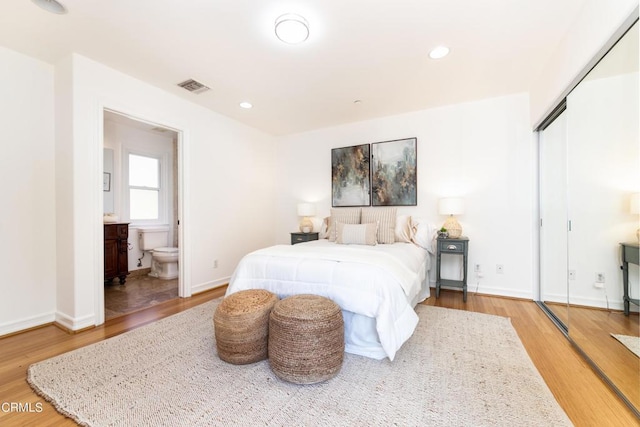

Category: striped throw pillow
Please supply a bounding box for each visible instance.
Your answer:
[361,207,397,244]
[329,208,361,242]
[336,222,378,245]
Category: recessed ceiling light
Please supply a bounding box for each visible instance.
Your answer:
[429,46,450,60]
[275,14,309,44]
[239,102,253,109]
[31,0,67,14]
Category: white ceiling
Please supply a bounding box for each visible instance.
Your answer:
[1,0,589,135]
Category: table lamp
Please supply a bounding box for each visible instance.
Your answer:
[439,197,464,238]
[297,203,316,233]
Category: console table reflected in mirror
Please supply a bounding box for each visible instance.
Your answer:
[621,242,640,316]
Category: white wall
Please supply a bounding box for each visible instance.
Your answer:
[51,54,277,330]
[0,48,57,335]
[529,0,638,126]
[275,93,536,299]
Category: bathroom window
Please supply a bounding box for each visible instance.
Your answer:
[128,153,160,221]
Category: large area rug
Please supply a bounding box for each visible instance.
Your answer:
[611,333,640,358]
[28,300,571,426]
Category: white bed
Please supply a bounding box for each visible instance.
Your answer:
[226,239,430,361]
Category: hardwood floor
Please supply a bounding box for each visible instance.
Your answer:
[104,274,179,320]
[0,287,638,426]
[546,300,640,410]
[563,306,640,411]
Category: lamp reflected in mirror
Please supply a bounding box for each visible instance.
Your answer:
[630,192,639,242]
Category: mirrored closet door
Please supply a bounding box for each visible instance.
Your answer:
[539,110,569,328]
[538,19,639,416]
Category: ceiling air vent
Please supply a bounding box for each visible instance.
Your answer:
[177,79,210,94]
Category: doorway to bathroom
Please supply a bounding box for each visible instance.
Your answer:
[102,110,181,320]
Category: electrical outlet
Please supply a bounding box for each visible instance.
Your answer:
[496,264,504,274]
[568,270,576,281]
[595,272,605,283]
[594,282,604,289]
[213,259,218,269]
[474,264,481,273]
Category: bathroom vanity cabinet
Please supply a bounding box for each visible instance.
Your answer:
[104,223,129,285]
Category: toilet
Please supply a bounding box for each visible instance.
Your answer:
[138,226,179,280]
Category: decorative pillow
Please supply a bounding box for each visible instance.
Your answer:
[411,217,438,254]
[361,207,397,244]
[395,215,413,243]
[318,216,330,239]
[336,222,378,246]
[328,208,361,242]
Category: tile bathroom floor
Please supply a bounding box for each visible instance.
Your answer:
[104,274,178,320]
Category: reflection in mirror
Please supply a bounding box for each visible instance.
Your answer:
[103,148,115,214]
[566,21,639,413]
[539,111,569,328]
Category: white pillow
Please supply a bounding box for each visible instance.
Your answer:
[318,216,330,239]
[336,222,378,246]
[411,217,438,254]
[361,207,396,244]
[395,215,413,243]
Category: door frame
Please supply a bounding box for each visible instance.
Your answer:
[94,104,191,325]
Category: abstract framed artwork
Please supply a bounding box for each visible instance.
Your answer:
[371,137,417,206]
[331,144,371,207]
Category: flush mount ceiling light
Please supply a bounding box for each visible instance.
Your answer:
[239,102,253,109]
[275,13,309,44]
[31,0,67,14]
[429,46,450,59]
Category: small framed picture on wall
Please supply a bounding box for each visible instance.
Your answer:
[103,172,111,192]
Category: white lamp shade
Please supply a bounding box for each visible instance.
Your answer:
[438,198,465,216]
[630,193,640,215]
[297,203,316,217]
[32,0,67,14]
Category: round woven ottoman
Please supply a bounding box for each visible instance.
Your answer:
[269,294,344,384]
[213,289,278,365]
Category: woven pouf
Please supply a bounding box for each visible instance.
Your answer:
[269,294,344,384]
[213,289,278,365]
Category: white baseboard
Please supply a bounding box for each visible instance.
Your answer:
[0,311,56,337]
[436,282,534,300]
[54,311,96,331]
[191,277,230,296]
[567,295,627,311]
[541,292,569,304]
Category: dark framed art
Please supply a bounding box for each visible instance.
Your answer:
[331,144,371,207]
[371,137,417,206]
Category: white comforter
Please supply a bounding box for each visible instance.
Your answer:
[226,240,430,361]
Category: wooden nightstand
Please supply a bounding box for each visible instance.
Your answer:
[291,232,319,245]
[436,236,469,302]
